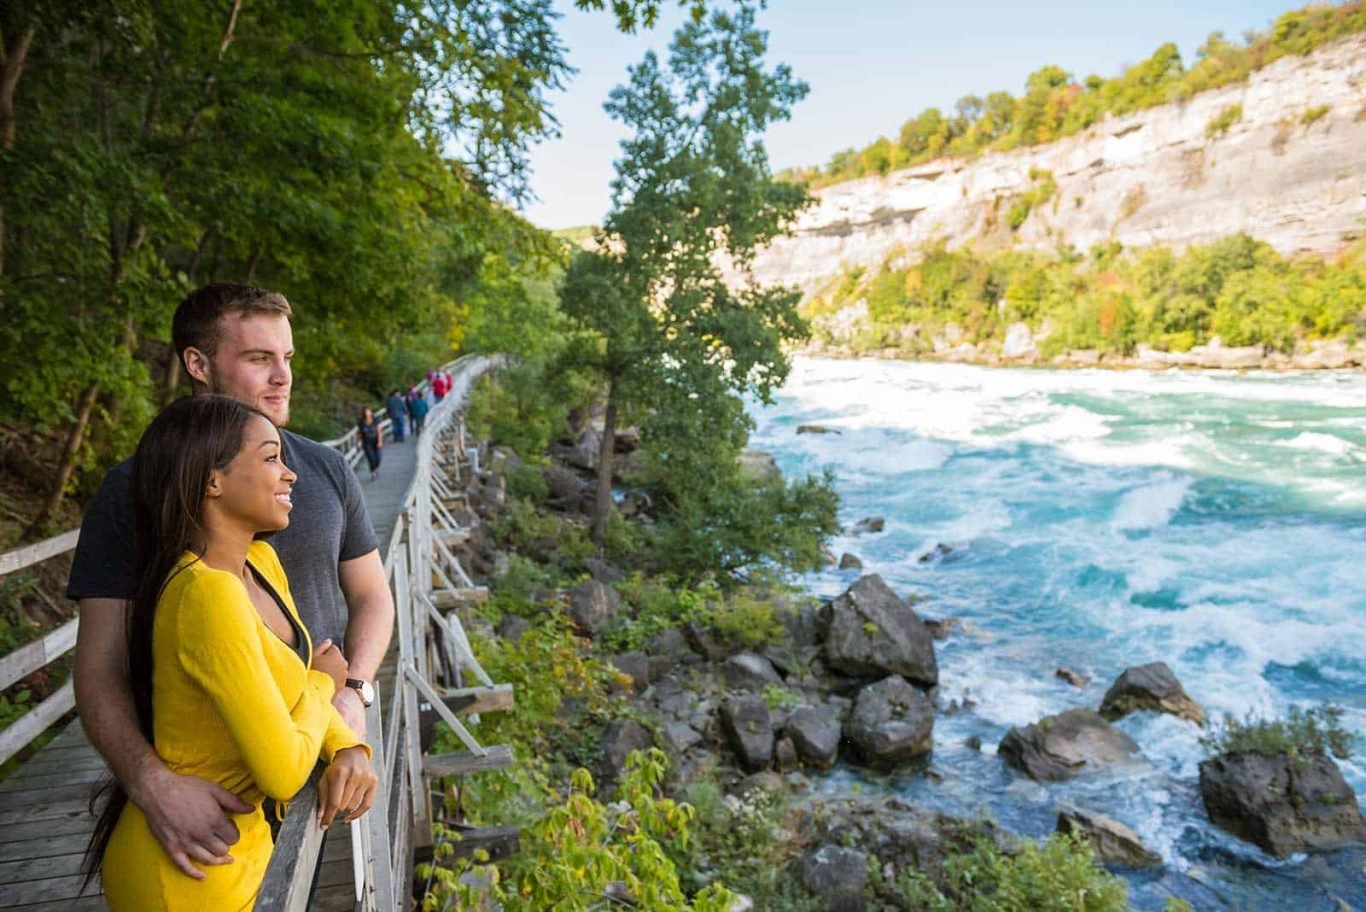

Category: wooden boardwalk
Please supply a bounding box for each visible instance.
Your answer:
[0,437,424,910]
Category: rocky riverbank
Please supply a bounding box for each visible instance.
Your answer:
[448,418,1366,909]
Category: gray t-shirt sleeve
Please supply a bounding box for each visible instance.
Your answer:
[65,460,135,601]
[338,455,378,562]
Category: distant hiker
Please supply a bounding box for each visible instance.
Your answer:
[385,390,407,443]
[358,407,382,480]
[408,386,428,438]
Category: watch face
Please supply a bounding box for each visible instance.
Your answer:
[359,680,375,706]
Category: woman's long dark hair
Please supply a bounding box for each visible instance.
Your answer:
[83,395,269,884]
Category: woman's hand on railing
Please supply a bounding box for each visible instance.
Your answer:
[316,746,378,830]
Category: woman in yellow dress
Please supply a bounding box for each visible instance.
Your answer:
[83,395,379,910]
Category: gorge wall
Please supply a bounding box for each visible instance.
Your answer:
[751,35,1366,297]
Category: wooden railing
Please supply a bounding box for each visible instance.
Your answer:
[259,354,512,911]
[0,355,510,909]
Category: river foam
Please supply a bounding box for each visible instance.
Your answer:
[751,357,1366,911]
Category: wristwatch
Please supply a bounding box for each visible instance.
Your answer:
[345,677,375,707]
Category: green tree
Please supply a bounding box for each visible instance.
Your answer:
[561,5,811,547]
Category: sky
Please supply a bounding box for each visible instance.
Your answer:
[519,0,1299,230]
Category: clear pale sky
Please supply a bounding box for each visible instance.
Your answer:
[520,0,1298,230]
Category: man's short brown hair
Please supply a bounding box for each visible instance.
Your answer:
[172,283,293,374]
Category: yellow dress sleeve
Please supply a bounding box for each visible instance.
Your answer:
[175,571,352,800]
[249,541,370,763]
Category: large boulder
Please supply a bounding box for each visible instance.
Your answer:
[795,845,868,912]
[998,708,1140,781]
[1099,662,1206,726]
[721,695,775,772]
[1198,751,1366,857]
[600,720,654,789]
[1056,807,1162,867]
[783,706,842,768]
[543,464,583,504]
[738,449,782,484]
[724,652,783,690]
[845,676,934,769]
[851,516,885,535]
[567,579,620,637]
[823,575,938,686]
[838,553,864,570]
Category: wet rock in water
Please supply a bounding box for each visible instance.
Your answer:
[922,616,961,641]
[964,735,982,751]
[600,720,654,789]
[721,695,775,772]
[918,542,954,563]
[998,708,1140,781]
[852,516,885,535]
[567,579,619,637]
[845,675,934,768]
[724,652,783,690]
[1198,751,1366,857]
[1100,662,1206,725]
[796,845,869,912]
[608,651,650,691]
[796,424,840,435]
[1056,666,1089,688]
[784,706,842,768]
[1056,807,1162,867]
[824,575,938,686]
[838,552,864,570]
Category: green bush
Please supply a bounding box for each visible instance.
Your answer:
[1201,704,1355,766]
[670,774,820,909]
[1205,103,1243,138]
[897,832,1129,911]
[1301,103,1330,126]
[506,463,549,502]
[422,751,737,911]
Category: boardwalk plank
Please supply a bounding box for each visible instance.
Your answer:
[0,873,101,905]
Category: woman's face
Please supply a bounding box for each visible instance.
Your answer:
[213,414,297,532]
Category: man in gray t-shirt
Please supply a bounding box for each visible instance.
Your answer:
[68,428,376,647]
[68,283,394,880]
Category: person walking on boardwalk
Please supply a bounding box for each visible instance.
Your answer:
[85,396,378,909]
[385,389,407,443]
[358,407,382,480]
[68,284,393,882]
[408,384,429,437]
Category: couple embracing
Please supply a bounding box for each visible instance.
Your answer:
[68,284,392,909]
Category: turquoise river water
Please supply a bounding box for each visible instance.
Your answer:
[748,357,1366,910]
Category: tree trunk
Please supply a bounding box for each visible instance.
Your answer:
[592,378,618,548]
[27,381,100,537]
[0,26,36,286]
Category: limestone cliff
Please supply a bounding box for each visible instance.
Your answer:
[752,35,1366,297]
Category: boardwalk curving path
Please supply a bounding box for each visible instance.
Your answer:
[0,429,428,910]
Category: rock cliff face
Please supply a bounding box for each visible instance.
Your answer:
[752,36,1366,297]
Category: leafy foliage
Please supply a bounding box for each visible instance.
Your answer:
[1201,704,1355,765]
[806,234,1366,357]
[896,832,1129,911]
[422,750,736,910]
[781,1,1366,187]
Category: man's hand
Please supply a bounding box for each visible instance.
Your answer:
[132,765,252,880]
[332,685,366,741]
